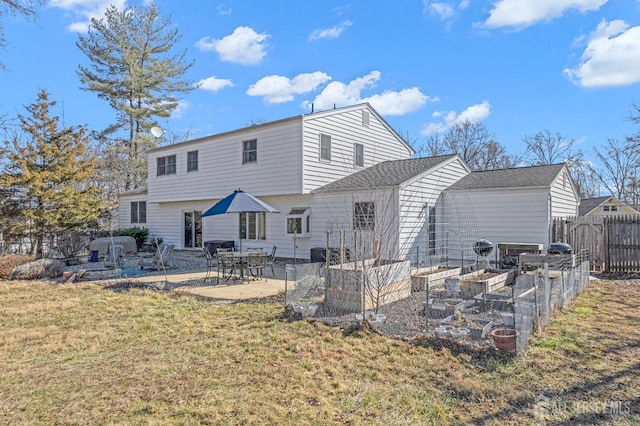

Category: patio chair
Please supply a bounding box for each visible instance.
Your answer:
[247,252,267,281]
[266,245,277,278]
[216,248,238,283]
[203,246,215,281]
[139,243,175,270]
[104,244,124,269]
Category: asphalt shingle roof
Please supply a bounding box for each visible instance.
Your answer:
[312,155,458,193]
[578,196,610,216]
[445,163,566,191]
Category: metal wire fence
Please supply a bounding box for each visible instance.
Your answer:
[283,249,591,356]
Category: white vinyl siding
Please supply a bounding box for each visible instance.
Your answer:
[397,157,470,262]
[146,119,304,203]
[550,169,579,218]
[118,192,148,229]
[302,106,413,193]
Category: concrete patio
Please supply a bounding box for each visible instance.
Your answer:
[73,249,293,301]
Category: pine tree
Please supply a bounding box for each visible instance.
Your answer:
[0,90,100,258]
[76,2,195,192]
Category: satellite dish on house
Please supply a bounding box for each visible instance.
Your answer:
[150,127,166,138]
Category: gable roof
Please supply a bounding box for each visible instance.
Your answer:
[312,155,459,193]
[148,102,414,155]
[578,196,611,216]
[446,163,567,191]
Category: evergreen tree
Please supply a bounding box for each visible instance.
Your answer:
[0,90,100,258]
[76,3,195,192]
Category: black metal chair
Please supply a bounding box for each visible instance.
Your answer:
[216,248,237,283]
[266,245,277,278]
[203,246,215,281]
[247,252,267,281]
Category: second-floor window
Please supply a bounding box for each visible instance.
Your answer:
[354,143,364,167]
[362,110,370,126]
[187,151,198,172]
[320,134,331,161]
[243,139,257,164]
[131,201,146,224]
[157,155,176,176]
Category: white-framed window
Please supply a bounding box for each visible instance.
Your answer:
[131,201,146,224]
[187,150,198,172]
[157,155,176,176]
[243,139,257,164]
[362,110,370,126]
[287,208,311,236]
[353,201,375,231]
[603,205,618,212]
[354,143,364,167]
[239,212,266,240]
[320,134,331,161]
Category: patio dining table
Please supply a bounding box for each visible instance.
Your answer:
[221,250,267,281]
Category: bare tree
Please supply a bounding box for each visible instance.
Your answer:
[591,138,640,203]
[0,0,44,71]
[523,129,577,165]
[418,121,519,171]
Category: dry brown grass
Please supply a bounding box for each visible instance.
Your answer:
[0,278,638,425]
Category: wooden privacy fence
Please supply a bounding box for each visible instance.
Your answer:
[552,215,640,273]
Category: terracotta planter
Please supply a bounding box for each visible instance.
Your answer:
[490,327,519,352]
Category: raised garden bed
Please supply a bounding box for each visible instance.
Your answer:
[458,268,515,298]
[325,259,411,314]
[440,315,493,340]
[411,266,461,292]
[424,298,465,319]
[474,286,514,312]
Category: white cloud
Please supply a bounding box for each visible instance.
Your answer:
[49,0,126,32]
[564,20,640,87]
[426,2,456,20]
[197,76,234,92]
[422,1,469,20]
[247,72,331,104]
[216,4,232,15]
[421,101,491,135]
[481,0,607,30]
[309,20,352,41]
[303,71,430,115]
[196,26,269,65]
[170,100,189,119]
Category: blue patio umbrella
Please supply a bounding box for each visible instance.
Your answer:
[202,189,280,252]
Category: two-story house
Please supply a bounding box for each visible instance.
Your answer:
[120,103,580,263]
[120,103,438,260]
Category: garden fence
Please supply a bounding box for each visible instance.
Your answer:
[283,249,591,356]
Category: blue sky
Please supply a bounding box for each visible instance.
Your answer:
[2,0,640,162]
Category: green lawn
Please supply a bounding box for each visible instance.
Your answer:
[1,278,638,425]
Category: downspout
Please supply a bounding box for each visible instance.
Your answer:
[548,191,553,250]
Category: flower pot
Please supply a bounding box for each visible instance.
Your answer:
[490,327,519,352]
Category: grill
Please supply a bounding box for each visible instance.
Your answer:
[473,239,494,257]
[548,242,572,255]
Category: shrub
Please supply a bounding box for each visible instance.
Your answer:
[0,255,36,280]
[113,227,149,250]
[11,258,66,280]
